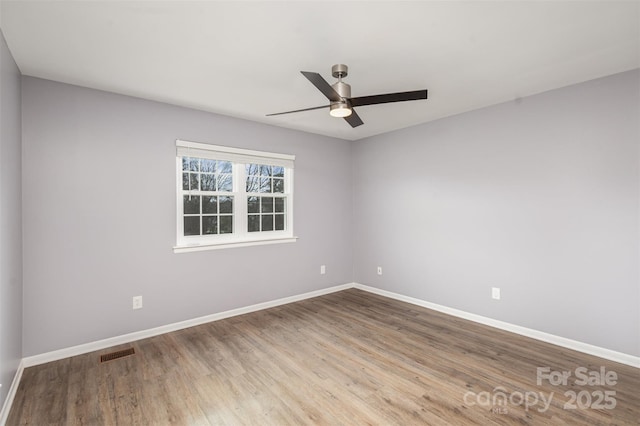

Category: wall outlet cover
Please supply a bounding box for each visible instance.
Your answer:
[491,287,501,300]
[133,296,143,310]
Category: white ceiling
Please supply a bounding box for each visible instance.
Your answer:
[1,1,638,141]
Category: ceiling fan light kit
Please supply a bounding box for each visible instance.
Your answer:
[329,102,352,118]
[267,64,428,128]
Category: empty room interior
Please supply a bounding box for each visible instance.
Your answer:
[1,1,639,425]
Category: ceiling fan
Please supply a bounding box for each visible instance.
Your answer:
[267,64,428,128]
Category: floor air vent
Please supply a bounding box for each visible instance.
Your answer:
[100,348,135,363]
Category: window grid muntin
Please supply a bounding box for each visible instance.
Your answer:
[246,164,285,194]
[182,157,233,192]
[247,195,286,233]
[182,194,234,236]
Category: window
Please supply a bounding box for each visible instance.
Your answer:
[175,140,296,252]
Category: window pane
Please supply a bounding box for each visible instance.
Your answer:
[202,216,218,235]
[189,158,200,172]
[201,159,216,173]
[184,217,200,236]
[220,216,233,234]
[183,195,200,214]
[218,174,233,192]
[182,157,190,171]
[272,166,284,178]
[246,163,260,176]
[218,161,232,173]
[246,175,259,193]
[259,177,271,193]
[274,197,285,213]
[273,178,284,193]
[248,196,259,213]
[189,173,200,191]
[219,196,233,214]
[202,196,217,214]
[260,165,271,176]
[275,214,285,231]
[248,215,260,232]
[262,214,274,231]
[261,197,273,213]
[201,174,216,191]
[182,173,190,190]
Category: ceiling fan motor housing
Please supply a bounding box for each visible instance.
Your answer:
[332,80,351,99]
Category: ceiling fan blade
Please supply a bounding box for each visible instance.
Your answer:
[301,71,342,102]
[344,109,364,127]
[266,105,328,116]
[349,90,428,107]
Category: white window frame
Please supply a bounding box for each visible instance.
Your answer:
[174,139,296,253]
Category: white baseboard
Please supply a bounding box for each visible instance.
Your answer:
[354,283,640,369]
[0,359,24,426]
[20,281,640,371]
[22,283,354,368]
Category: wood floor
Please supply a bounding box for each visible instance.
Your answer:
[7,289,640,425]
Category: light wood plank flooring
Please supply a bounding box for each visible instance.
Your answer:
[7,289,640,425]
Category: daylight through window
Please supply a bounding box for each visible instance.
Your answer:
[175,140,295,252]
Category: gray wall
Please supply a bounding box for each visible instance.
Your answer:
[19,69,640,359]
[0,28,22,405]
[353,70,640,356]
[21,77,353,356]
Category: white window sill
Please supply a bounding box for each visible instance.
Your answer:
[173,236,298,253]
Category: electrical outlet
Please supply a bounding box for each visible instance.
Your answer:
[377,266,383,276]
[132,295,143,310]
[492,287,501,300]
[320,265,326,275]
